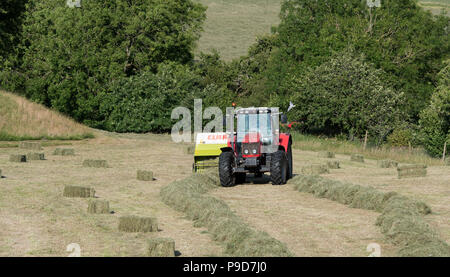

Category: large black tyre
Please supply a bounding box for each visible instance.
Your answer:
[270,150,288,185]
[287,142,293,180]
[219,151,236,187]
[235,173,246,184]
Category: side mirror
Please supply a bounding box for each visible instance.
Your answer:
[281,114,288,124]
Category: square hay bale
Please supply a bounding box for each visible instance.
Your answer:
[318,151,335,158]
[118,216,158,233]
[186,145,195,155]
[63,185,95,198]
[53,148,75,156]
[19,142,42,150]
[26,152,45,160]
[0,169,2,177]
[82,159,108,168]
[326,160,340,169]
[445,158,450,166]
[301,164,330,175]
[87,199,110,214]
[9,154,27,163]
[147,238,175,257]
[351,154,364,163]
[397,164,427,179]
[137,170,154,181]
[377,159,398,168]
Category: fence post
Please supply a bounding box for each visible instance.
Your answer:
[443,141,447,162]
[363,131,368,150]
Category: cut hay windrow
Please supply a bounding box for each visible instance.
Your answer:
[186,145,195,155]
[289,175,449,257]
[63,185,95,198]
[318,151,335,158]
[19,142,42,150]
[397,164,427,179]
[9,154,26,163]
[53,148,75,156]
[377,160,398,168]
[326,160,340,169]
[82,159,108,168]
[118,216,158,232]
[137,170,154,181]
[350,154,364,163]
[160,171,292,257]
[26,152,45,160]
[147,238,175,257]
[87,199,110,214]
[301,164,329,175]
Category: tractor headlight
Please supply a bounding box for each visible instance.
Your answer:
[244,149,249,154]
[252,149,257,154]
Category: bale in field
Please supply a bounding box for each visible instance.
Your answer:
[26,152,45,160]
[9,154,26,163]
[351,154,364,163]
[147,238,175,257]
[326,160,340,169]
[137,170,154,181]
[118,216,158,232]
[318,151,335,158]
[445,158,449,166]
[186,145,195,155]
[87,199,110,214]
[0,169,2,177]
[19,142,42,150]
[82,159,108,168]
[53,148,75,156]
[63,185,95,198]
[301,164,329,175]
[397,164,427,179]
[377,160,398,168]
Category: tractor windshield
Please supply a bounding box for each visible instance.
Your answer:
[237,113,272,144]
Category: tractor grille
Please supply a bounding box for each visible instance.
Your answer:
[242,143,259,155]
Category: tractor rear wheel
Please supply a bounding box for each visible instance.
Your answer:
[270,150,288,185]
[287,143,293,180]
[219,151,236,187]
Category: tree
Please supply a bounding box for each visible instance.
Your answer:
[0,0,28,61]
[11,0,206,125]
[419,60,450,157]
[289,49,404,144]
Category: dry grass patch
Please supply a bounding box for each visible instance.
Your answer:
[147,238,175,257]
[63,185,95,198]
[82,160,109,168]
[118,216,158,233]
[9,154,26,163]
[87,199,110,214]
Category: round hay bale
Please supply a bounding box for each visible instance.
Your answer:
[301,164,329,175]
[118,216,158,233]
[26,152,45,160]
[9,154,27,163]
[186,145,195,155]
[326,160,340,169]
[82,159,108,168]
[377,160,398,168]
[318,151,335,158]
[147,238,175,257]
[53,148,75,156]
[63,185,95,198]
[137,170,154,181]
[19,142,42,150]
[397,164,427,179]
[350,154,364,163]
[87,199,110,214]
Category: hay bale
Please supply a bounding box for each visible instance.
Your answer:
[0,169,2,177]
[118,216,158,232]
[377,159,398,168]
[445,158,450,166]
[87,199,110,214]
[397,164,427,179]
[9,154,26,163]
[53,148,75,156]
[137,170,154,181]
[318,151,335,158]
[26,152,45,160]
[82,159,108,168]
[147,238,175,257]
[19,142,42,150]
[301,164,329,175]
[326,160,340,169]
[63,185,95,198]
[350,154,364,163]
[186,145,195,155]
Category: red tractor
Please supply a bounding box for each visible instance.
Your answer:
[219,107,293,187]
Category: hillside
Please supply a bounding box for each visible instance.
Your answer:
[0,90,93,141]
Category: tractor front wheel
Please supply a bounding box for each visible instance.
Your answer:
[270,150,288,185]
[219,151,236,187]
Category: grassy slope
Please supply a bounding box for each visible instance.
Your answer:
[0,90,93,141]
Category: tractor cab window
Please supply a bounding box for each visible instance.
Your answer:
[236,112,272,143]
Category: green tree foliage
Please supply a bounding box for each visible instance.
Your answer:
[8,0,206,125]
[269,0,449,120]
[0,0,28,61]
[289,50,405,145]
[419,60,450,157]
